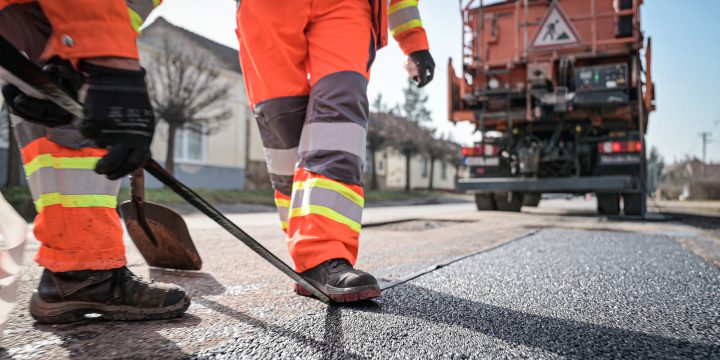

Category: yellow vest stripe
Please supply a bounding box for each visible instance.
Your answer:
[24,155,100,177]
[292,178,364,208]
[35,193,117,212]
[289,205,361,233]
[128,8,144,33]
[275,198,291,208]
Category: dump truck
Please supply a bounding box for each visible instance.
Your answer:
[449,0,655,215]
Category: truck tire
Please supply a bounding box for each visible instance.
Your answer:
[494,192,523,212]
[623,193,644,216]
[474,193,496,211]
[522,193,542,207]
[597,193,620,215]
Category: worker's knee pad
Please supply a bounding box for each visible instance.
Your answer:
[300,72,369,185]
[253,96,308,195]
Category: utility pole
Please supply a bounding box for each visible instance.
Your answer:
[699,131,713,176]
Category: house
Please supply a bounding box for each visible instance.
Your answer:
[366,113,462,191]
[137,17,266,189]
[658,158,720,200]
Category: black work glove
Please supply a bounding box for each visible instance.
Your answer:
[408,50,435,88]
[1,58,83,126]
[79,63,156,180]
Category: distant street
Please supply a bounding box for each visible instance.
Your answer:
[2,198,720,359]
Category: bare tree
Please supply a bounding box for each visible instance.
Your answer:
[401,78,431,124]
[422,129,445,191]
[367,113,392,190]
[145,40,233,175]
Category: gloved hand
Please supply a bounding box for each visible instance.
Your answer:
[1,58,83,127]
[79,63,156,180]
[408,50,435,88]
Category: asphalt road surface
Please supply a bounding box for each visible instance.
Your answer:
[2,198,720,359]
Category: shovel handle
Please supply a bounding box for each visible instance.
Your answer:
[130,169,145,203]
[144,159,333,303]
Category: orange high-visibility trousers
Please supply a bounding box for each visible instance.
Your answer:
[236,0,374,272]
[0,0,159,272]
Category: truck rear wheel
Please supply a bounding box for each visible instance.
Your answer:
[623,193,644,216]
[494,192,523,212]
[474,193,496,211]
[597,194,620,215]
[522,193,542,207]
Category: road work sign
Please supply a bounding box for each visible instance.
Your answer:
[530,2,581,50]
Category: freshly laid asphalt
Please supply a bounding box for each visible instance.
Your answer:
[191,229,720,359]
[3,201,720,359]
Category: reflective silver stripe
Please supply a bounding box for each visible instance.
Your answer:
[290,186,363,224]
[298,123,367,160]
[26,168,120,201]
[388,6,421,30]
[264,147,298,176]
[277,206,289,223]
[126,0,156,20]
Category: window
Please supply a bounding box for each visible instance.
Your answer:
[441,161,447,180]
[421,157,428,178]
[175,123,206,163]
[378,159,384,171]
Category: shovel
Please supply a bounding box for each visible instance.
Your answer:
[119,169,202,270]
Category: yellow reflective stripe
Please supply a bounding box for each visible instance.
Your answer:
[289,205,361,233]
[24,155,100,177]
[153,0,162,6]
[280,221,288,229]
[35,193,117,212]
[292,178,364,208]
[275,198,291,208]
[128,8,144,32]
[389,0,419,14]
[391,19,423,36]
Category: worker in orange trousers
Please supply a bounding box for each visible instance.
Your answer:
[236,0,435,302]
[0,0,189,323]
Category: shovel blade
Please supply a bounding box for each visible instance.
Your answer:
[120,201,202,270]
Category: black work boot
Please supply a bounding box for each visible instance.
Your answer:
[294,259,381,302]
[30,267,190,324]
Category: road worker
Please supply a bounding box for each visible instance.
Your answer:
[0,0,189,323]
[236,0,435,301]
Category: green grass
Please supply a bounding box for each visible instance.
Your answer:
[1,186,443,221]
[364,190,436,202]
[117,188,276,206]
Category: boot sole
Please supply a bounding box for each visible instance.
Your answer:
[29,291,191,324]
[294,283,381,303]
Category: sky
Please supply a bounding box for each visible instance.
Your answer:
[146,0,720,164]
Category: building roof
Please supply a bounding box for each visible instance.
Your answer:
[140,17,242,74]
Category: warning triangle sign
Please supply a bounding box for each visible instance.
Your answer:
[530,2,581,49]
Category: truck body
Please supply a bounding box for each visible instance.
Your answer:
[449,0,655,215]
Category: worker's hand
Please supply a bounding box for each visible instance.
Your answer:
[1,58,82,127]
[79,63,156,180]
[408,50,435,88]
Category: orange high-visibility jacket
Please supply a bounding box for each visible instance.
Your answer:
[373,0,429,55]
[0,0,160,63]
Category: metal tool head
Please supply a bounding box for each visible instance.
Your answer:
[119,170,202,271]
[120,200,202,270]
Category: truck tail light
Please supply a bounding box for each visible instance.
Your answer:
[462,144,499,156]
[598,141,642,154]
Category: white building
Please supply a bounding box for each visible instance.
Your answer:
[137,18,265,189]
